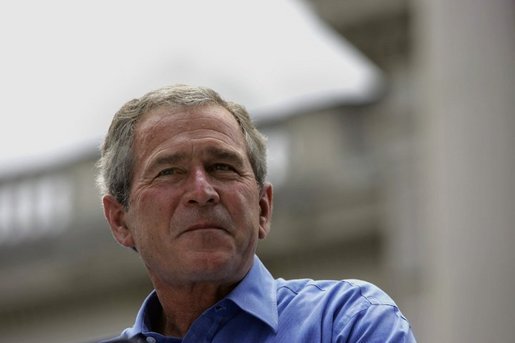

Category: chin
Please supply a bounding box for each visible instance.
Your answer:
[186,251,247,281]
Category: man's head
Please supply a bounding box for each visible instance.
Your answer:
[98,84,273,288]
[97,84,268,209]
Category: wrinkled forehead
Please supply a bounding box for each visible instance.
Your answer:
[133,104,247,159]
[137,104,241,134]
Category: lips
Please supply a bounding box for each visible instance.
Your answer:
[176,210,232,236]
[183,223,227,235]
[180,223,229,235]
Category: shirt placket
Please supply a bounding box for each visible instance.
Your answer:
[183,301,232,343]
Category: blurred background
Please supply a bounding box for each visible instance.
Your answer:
[0,0,514,342]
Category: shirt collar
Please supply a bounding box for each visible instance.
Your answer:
[124,255,278,337]
[123,290,161,338]
[226,255,279,332]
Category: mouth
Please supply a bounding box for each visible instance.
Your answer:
[184,223,227,234]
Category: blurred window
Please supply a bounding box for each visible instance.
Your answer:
[0,173,73,244]
[263,128,290,187]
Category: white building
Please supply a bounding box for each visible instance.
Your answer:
[0,1,513,342]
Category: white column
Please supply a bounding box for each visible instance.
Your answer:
[414,0,515,341]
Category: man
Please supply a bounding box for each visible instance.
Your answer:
[97,84,416,342]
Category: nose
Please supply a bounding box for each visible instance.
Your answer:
[184,168,220,206]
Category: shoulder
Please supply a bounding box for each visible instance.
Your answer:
[96,334,147,343]
[276,277,398,308]
[275,278,415,341]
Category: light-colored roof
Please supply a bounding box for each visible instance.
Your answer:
[0,0,382,174]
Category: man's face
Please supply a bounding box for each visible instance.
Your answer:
[104,104,272,287]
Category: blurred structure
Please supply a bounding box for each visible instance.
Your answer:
[0,0,514,342]
[413,0,515,341]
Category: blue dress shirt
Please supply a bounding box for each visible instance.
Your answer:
[113,256,416,342]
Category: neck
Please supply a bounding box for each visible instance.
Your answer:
[153,280,238,337]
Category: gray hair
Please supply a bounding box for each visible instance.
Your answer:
[96,84,268,208]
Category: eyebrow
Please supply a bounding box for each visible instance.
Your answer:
[145,147,246,173]
[146,153,187,173]
[204,146,245,166]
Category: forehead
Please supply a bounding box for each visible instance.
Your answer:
[133,104,246,158]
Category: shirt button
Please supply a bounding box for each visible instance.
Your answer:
[215,305,225,312]
[146,337,156,343]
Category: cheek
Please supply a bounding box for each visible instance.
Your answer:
[133,186,178,213]
[227,189,261,227]
[129,190,177,235]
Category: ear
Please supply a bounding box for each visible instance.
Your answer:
[102,195,136,249]
[258,182,273,240]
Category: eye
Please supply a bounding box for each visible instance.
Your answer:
[211,163,236,173]
[157,168,176,177]
[214,164,231,171]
